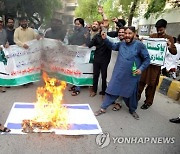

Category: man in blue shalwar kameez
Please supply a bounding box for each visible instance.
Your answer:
[95,27,150,120]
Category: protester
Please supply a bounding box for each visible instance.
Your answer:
[14,17,40,49]
[169,34,180,79]
[68,18,89,96]
[0,16,9,92]
[6,17,15,45]
[68,18,88,46]
[88,21,112,97]
[45,18,66,41]
[138,19,177,110]
[14,17,40,87]
[86,24,92,32]
[94,26,150,120]
[161,36,179,79]
[106,27,125,111]
[106,27,125,43]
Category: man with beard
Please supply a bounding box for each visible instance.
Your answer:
[138,19,177,110]
[14,17,40,49]
[106,27,125,111]
[6,17,15,45]
[14,17,40,87]
[88,21,112,97]
[45,18,66,41]
[68,18,89,96]
[90,21,100,39]
[95,27,150,120]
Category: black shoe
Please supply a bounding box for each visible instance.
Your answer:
[99,91,105,95]
[141,103,150,110]
[169,117,180,123]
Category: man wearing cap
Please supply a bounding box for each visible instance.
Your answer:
[138,19,177,110]
[14,17,40,49]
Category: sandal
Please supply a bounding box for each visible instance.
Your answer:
[71,90,80,96]
[0,123,11,132]
[90,92,96,97]
[94,109,106,116]
[112,103,122,111]
[69,86,76,91]
[0,87,6,93]
[129,112,139,120]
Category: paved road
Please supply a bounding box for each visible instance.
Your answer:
[0,82,180,154]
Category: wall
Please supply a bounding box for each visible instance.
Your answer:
[138,8,180,37]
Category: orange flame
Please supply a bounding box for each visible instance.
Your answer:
[34,72,68,129]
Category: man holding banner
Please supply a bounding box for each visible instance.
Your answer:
[138,19,177,110]
[14,17,40,49]
[13,17,40,87]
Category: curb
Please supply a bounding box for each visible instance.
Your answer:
[157,76,180,101]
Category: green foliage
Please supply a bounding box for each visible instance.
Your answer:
[144,0,166,19]
[75,0,145,25]
[1,0,62,24]
[102,0,120,19]
[75,0,102,23]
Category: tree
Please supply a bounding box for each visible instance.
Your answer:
[0,0,62,26]
[144,0,180,19]
[100,0,120,19]
[75,0,145,26]
[144,0,166,19]
[75,0,102,23]
[127,0,140,26]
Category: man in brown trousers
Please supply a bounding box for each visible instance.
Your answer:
[138,19,177,110]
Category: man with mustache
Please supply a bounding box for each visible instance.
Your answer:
[6,17,15,45]
[88,20,112,97]
[14,17,40,49]
[14,17,40,87]
[106,27,125,111]
[95,27,150,120]
[138,19,177,110]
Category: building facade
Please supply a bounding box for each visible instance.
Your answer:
[136,0,180,37]
[54,0,78,26]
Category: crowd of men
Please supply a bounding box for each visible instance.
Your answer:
[0,7,180,132]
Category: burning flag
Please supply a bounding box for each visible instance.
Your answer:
[22,72,68,132]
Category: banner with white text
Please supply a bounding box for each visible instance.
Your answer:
[142,38,167,66]
[0,39,93,86]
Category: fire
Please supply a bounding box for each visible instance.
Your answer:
[22,72,68,132]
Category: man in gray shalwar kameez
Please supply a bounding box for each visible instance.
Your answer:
[95,27,150,120]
